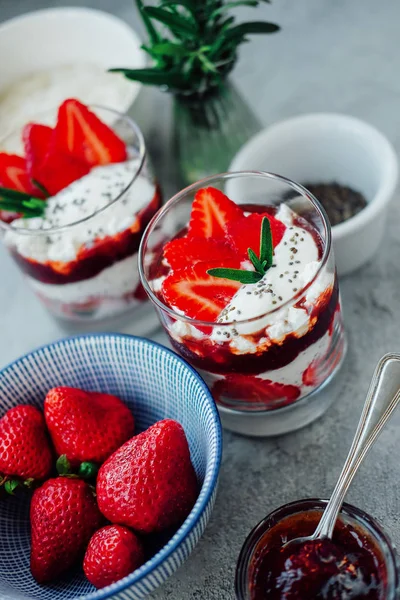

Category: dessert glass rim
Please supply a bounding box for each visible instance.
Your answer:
[0,104,147,236]
[235,497,399,600]
[139,170,332,329]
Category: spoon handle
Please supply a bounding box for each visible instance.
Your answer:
[313,353,400,540]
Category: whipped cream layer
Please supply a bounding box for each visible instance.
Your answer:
[5,160,155,264]
[213,204,333,348]
[29,252,141,304]
[199,330,331,390]
[217,205,319,323]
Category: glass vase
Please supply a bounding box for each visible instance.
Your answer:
[173,79,261,185]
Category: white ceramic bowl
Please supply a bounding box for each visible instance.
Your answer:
[0,7,146,147]
[229,114,399,276]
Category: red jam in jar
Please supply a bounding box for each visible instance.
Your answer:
[249,510,387,599]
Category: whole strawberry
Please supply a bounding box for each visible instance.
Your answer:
[97,419,198,534]
[0,405,53,481]
[84,525,144,589]
[30,477,103,583]
[44,387,135,465]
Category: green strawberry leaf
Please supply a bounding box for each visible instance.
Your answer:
[78,462,99,480]
[56,454,72,476]
[4,480,20,495]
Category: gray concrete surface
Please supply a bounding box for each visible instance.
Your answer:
[1,1,400,598]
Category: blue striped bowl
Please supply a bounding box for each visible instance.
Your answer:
[0,334,222,600]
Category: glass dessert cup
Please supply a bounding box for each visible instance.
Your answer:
[0,106,161,326]
[139,172,347,436]
[235,499,399,600]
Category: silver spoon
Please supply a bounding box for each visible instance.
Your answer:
[284,352,400,549]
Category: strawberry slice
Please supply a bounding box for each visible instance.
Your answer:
[0,153,46,221]
[225,213,286,260]
[0,153,38,194]
[302,361,322,387]
[38,151,90,196]
[212,374,300,408]
[54,98,127,167]
[161,260,241,322]
[188,187,244,239]
[164,236,240,270]
[23,123,53,182]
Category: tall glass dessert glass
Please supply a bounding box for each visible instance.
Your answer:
[139,172,347,436]
[0,107,161,328]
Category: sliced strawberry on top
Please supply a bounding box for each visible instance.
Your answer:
[0,153,39,195]
[23,123,53,182]
[162,260,241,322]
[38,150,90,196]
[164,236,240,270]
[225,212,286,260]
[188,187,244,239]
[54,98,127,167]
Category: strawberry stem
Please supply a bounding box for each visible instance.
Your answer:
[56,455,98,480]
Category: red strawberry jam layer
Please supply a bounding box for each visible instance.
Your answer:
[148,187,345,410]
[249,509,386,600]
[10,187,161,285]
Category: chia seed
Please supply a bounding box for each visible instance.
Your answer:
[301,182,367,226]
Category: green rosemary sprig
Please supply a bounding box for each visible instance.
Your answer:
[110,0,280,96]
[0,187,46,219]
[208,216,273,284]
[31,179,50,199]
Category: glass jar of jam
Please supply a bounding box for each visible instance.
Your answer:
[235,499,399,600]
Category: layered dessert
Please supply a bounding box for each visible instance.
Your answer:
[0,99,160,321]
[147,186,344,410]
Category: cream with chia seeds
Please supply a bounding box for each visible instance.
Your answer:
[29,253,141,305]
[198,329,332,394]
[5,160,157,319]
[6,159,154,261]
[169,204,333,348]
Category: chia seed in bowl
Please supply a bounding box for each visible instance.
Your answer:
[302,182,368,227]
